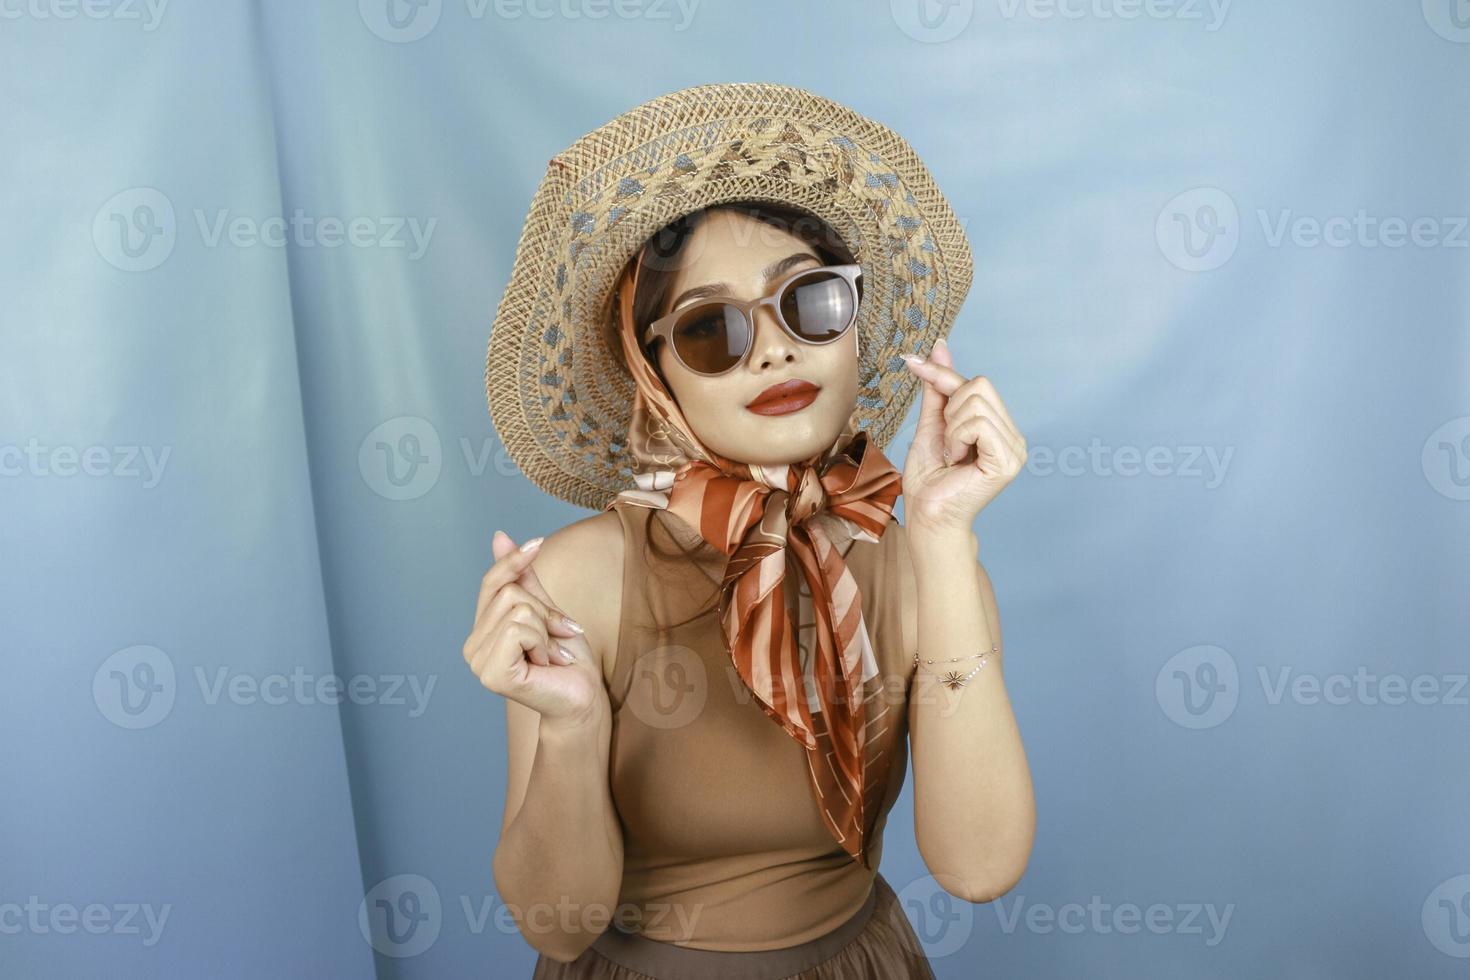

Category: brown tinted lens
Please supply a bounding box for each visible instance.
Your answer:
[671,303,749,374]
[779,270,856,342]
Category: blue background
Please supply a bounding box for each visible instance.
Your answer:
[2,0,1467,977]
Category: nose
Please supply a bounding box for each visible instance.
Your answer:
[746,302,799,372]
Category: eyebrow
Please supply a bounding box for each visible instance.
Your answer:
[666,252,823,313]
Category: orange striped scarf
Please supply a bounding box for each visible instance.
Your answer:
[604,260,903,867]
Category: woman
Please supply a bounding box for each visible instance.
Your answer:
[468,83,1035,978]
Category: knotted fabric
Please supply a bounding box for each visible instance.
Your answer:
[603,254,903,867]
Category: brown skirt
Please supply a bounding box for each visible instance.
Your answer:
[530,873,935,980]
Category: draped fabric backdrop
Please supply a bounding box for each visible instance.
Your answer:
[2,1,1466,977]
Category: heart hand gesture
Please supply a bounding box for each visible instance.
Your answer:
[900,337,1027,535]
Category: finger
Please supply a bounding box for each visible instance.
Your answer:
[903,355,966,401]
[504,601,558,667]
[472,620,569,690]
[929,335,955,369]
[511,564,583,638]
[943,390,1021,455]
[950,377,1022,447]
[904,357,950,447]
[476,531,546,624]
[949,415,1016,475]
[506,581,580,639]
[482,583,579,645]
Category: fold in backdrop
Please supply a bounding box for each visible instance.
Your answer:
[2,1,1467,977]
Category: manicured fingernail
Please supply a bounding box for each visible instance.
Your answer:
[903,354,926,365]
[935,337,949,351]
[555,645,575,663]
[521,536,544,553]
[562,615,585,634]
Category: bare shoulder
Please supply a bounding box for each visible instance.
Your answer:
[524,510,625,683]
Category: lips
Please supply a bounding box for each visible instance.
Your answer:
[746,379,821,415]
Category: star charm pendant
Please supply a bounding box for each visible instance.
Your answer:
[941,670,966,690]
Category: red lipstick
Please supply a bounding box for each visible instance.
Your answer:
[746,379,820,416]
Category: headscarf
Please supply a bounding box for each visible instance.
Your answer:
[602,249,904,868]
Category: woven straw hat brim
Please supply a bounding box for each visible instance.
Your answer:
[487,81,974,511]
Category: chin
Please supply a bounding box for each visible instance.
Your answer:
[721,415,847,466]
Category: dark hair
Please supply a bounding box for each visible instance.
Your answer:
[605,201,859,630]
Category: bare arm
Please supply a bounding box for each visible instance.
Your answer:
[900,520,1036,903]
[468,513,626,963]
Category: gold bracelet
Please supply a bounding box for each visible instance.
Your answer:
[912,643,999,690]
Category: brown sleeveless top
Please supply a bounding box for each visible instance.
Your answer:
[601,499,915,952]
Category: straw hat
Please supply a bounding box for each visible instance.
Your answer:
[486,81,974,511]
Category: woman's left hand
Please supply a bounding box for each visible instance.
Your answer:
[900,337,1027,536]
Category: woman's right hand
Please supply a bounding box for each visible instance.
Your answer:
[462,530,609,729]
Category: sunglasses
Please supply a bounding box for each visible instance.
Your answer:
[641,263,863,377]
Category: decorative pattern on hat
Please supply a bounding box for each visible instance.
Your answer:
[487,81,973,511]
